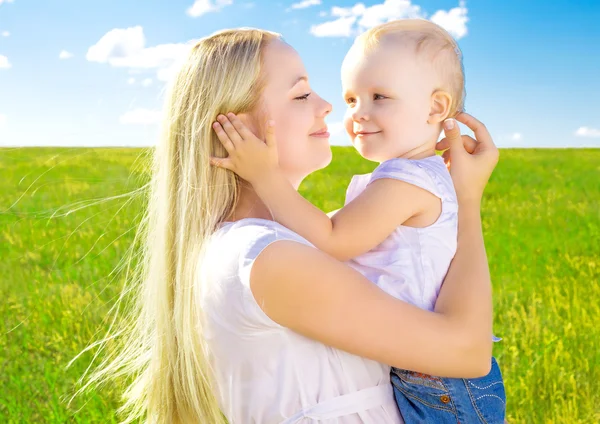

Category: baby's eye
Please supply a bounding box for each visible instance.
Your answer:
[345,97,356,105]
[374,93,387,100]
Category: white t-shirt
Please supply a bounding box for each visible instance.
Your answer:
[344,155,458,312]
[200,218,403,423]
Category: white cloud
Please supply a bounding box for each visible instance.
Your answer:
[319,10,327,17]
[0,0,15,5]
[327,121,351,145]
[357,1,421,29]
[127,77,136,84]
[328,121,345,135]
[510,132,522,141]
[497,132,525,147]
[119,108,162,125]
[142,78,153,87]
[430,1,468,39]
[0,55,11,69]
[290,0,321,10]
[59,50,74,59]
[575,126,600,138]
[312,0,468,40]
[311,16,357,37]
[87,26,146,64]
[332,4,367,18]
[1,31,9,37]
[87,26,194,83]
[156,63,184,83]
[186,0,233,18]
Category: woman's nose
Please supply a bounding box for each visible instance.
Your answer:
[317,95,332,117]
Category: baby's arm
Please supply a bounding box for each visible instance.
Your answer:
[256,173,436,261]
[211,113,438,261]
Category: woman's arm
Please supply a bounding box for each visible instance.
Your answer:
[251,233,489,378]
[252,113,498,378]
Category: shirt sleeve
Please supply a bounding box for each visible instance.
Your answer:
[345,173,372,205]
[235,223,315,330]
[369,158,443,199]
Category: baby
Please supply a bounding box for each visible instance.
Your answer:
[212,19,506,424]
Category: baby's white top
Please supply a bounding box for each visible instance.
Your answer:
[345,155,458,311]
[200,218,403,423]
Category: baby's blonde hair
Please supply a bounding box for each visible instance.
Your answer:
[356,19,465,116]
[69,27,280,423]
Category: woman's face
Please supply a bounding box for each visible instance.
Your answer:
[256,39,333,188]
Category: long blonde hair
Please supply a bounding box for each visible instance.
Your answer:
[68,27,280,423]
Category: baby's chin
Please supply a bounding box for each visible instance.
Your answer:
[352,141,389,163]
[352,137,397,163]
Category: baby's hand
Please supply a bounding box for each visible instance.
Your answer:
[210,113,279,185]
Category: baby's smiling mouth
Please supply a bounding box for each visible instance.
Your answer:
[355,130,382,136]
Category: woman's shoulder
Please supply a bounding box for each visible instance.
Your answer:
[204,218,313,285]
[200,218,315,330]
[212,218,313,254]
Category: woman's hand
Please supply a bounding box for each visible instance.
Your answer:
[436,113,499,205]
[210,113,279,185]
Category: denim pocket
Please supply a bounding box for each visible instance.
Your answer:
[464,357,506,423]
[391,367,455,413]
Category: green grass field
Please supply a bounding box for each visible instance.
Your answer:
[1,147,599,423]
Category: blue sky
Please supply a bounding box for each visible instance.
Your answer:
[0,0,599,148]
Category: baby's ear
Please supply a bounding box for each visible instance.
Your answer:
[428,91,452,124]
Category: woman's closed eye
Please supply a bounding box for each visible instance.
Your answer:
[294,92,311,101]
[373,93,387,100]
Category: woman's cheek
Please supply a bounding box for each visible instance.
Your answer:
[275,124,291,156]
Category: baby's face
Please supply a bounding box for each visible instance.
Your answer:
[342,42,438,162]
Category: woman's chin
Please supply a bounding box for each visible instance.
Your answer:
[318,145,333,168]
[309,138,333,168]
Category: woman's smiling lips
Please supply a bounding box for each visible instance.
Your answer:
[310,128,330,138]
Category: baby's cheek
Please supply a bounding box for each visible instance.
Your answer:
[343,115,354,138]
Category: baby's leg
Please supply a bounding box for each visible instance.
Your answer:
[391,357,506,423]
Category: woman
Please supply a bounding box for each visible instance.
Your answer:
[76,28,498,423]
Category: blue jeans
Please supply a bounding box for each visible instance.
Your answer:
[391,357,506,423]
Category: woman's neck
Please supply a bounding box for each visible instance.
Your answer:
[226,175,304,223]
[224,184,270,222]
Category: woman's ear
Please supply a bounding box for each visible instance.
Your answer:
[237,112,262,138]
[428,91,452,124]
[236,112,255,132]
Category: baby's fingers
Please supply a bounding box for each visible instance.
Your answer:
[227,113,257,142]
[264,120,276,148]
[213,122,236,153]
[209,156,234,171]
[217,114,243,146]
